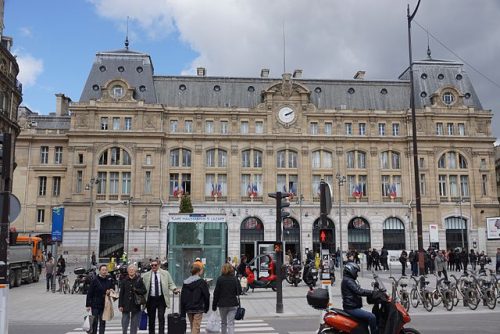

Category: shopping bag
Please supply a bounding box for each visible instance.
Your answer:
[82,311,94,333]
[102,295,114,321]
[139,310,148,330]
[240,277,247,289]
[205,311,221,333]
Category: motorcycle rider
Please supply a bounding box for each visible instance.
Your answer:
[341,262,378,334]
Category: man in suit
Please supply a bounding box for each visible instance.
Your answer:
[142,259,179,334]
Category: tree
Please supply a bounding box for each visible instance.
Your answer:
[179,194,193,213]
[177,195,198,244]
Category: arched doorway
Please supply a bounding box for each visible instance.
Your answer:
[348,217,371,251]
[240,217,264,260]
[313,217,335,254]
[383,217,406,250]
[99,216,125,261]
[445,217,468,251]
[283,217,300,259]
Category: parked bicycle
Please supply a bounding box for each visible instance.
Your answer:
[389,275,410,311]
[57,273,71,294]
[472,269,497,310]
[430,275,455,311]
[410,276,433,312]
[450,272,480,310]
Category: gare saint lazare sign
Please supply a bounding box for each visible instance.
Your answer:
[168,213,226,223]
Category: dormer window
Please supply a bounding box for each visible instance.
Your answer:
[442,92,455,105]
[112,85,124,99]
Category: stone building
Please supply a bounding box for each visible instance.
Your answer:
[496,146,500,207]
[12,46,500,266]
[0,0,22,193]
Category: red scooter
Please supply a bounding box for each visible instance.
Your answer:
[307,273,420,334]
[243,254,278,292]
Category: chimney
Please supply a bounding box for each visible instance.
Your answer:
[197,67,206,77]
[260,69,270,78]
[292,69,302,79]
[354,71,366,80]
[55,93,71,116]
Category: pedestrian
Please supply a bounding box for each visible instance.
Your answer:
[335,248,341,268]
[119,264,147,334]
[86,264,115,334]
[454,249,461,271]
[354,250,360,265]
[212,263,242,334]
[469,249,477,271]
[380,247,389,271]
[460,249,469,272]
[365,249,372,271]
[478,251,487,273]
[237,255,247,277]
[496,248,500,274]
[45,257,55,292]
[372,249,381,271]
[399,250,408,276]
[180,262,210,334]
[411,250,419,276]
[56,255,66,292]
[435,250,448,281]
[447,249,453,271]
[91,251,97,266]
[142,258,179,334]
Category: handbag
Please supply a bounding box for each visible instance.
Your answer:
[139,310,148,330]
[134,291,147,306]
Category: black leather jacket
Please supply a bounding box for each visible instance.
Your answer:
[341,273,372,310]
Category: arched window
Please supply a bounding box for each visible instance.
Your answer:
[348,217,371,251]
[383,217,405,250]
[283,217,301,256]
[240,217,264,259]
[96,147,132,200]
[437,152,470,199]
[206,149,227,168]
[445,217,468,250]
[311,150,333,169]
[170,148,191,167]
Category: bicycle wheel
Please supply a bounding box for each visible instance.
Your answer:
[443,290,454,311]
[423,291,434,312]
[467,289,479,310]
[410,288,420,308]
[485,288,497,310]
[401,292,410,312]
[452,286,460,306]
[431,290,442,307]
[400,328,421,334]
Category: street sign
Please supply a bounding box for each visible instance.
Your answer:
[0,193,21,223]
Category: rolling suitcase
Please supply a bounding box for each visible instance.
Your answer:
[168,292,187,334]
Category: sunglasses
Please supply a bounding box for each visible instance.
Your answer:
[151,264,158,267]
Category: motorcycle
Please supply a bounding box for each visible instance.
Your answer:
[286,258,302,287]
[303,260,318,287]
[71,267,95,294]
[307,273,421,334]
[243,254,278,292]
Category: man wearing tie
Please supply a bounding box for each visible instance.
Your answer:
[142,259,179,334]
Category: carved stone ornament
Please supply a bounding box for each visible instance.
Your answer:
[144,115,156,129]
[281,74,293,98]
[76,114,88,128]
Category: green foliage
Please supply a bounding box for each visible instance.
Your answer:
[179,195,193,213]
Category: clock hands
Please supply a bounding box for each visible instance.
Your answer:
[284,111,294,117]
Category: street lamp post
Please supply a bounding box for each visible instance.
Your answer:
[85,177,99,269]
[125,197,133,258]
[336,173,346,278]
[457,197,465,251]
[296,193,304,258]
[142,208,150,260]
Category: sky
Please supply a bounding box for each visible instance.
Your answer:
[4,0,499,144]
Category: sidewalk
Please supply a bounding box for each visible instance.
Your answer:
[8,264,499,326]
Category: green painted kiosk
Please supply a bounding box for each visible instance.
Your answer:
[167,214,227,286]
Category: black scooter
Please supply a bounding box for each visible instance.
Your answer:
[286,258,302,287]
[303,260,318,287]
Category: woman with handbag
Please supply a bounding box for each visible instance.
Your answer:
[119,264,147,334]
[212,263,242,334]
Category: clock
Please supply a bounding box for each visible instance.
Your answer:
[278,106,296,125]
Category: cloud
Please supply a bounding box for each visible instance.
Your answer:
[89,0,500,140]
[19,27,33,38]
[15,54,44,87]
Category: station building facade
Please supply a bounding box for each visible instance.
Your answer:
[11,47,500,263]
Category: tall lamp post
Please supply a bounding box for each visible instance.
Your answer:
[336,173,346,278]
[457,197,465,251]
[142,208,150,260]
[407,0,425,274]
[85,177,100,269]
[124,197,133,258]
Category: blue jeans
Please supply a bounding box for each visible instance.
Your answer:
[345,308,378,334]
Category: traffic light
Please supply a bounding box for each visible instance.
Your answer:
[268,191,291,242]
[319,228,334,244]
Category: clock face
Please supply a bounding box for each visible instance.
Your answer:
[278,106,296,124]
